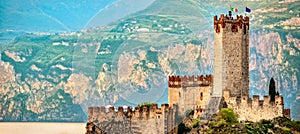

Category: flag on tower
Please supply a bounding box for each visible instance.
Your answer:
[246,7,251,13]
[231,7,238,12]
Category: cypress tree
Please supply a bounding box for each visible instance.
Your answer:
[269,78,276,102]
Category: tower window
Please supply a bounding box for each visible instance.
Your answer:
[244,24,247,34]
[200,92,203,100]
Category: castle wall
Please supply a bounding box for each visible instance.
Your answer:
[177,86,211,115]
[214,15,250,97]
[168,75,212,115]
[223,91,284,122]
[283,109,291,119]
[87,104,177,134]
[168,87,180,111]
[213,24,223,97]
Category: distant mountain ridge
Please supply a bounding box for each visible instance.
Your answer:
[0,0,116,32]
[84,0,155,29]
[0,0,156,45]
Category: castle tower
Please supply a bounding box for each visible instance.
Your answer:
[213,11,250,97]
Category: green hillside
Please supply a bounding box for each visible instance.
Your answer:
[179,108,300,133]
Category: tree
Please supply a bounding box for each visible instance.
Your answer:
[269,78,276,102]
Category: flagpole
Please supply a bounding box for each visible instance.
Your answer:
[244,5,246,17]
[242,3,245,16]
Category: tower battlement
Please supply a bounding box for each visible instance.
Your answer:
[214,14,249,33]
[168,75,213,87]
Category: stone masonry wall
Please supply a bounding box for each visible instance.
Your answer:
[213,23,224,97]
[223,91,284,122]
[168,75,212,115]
[87,104,176,134]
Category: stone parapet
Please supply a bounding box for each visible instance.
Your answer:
[168,75,213,87]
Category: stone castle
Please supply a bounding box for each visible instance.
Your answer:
[86,12,290,134]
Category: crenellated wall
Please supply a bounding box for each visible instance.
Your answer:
[223,91,284,122]
[168,75,213,88]
[87,104,177,134]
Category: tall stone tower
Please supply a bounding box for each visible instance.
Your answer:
[213,12,250,97]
